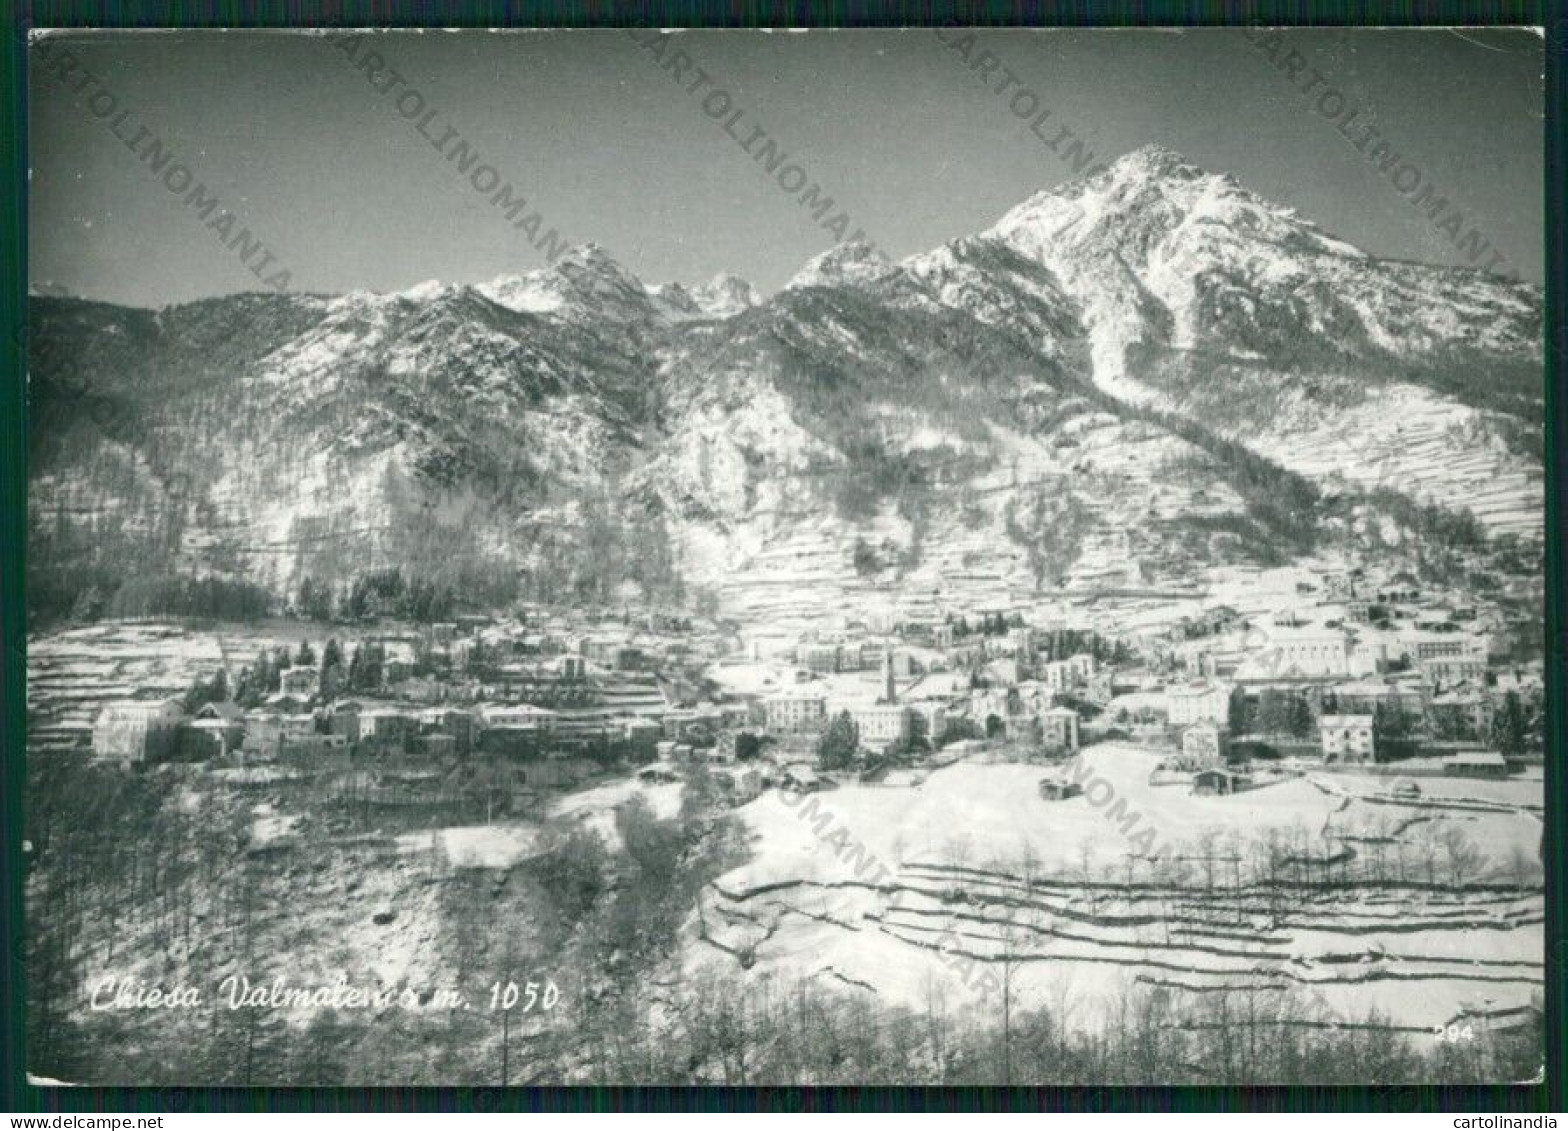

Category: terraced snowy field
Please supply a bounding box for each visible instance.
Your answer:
[687,745,1543,1036]
[27,621,377,750]
[684,414,1245,630]
[1252,384,1542,541]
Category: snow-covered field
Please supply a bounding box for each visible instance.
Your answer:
[689,744,1543,1035]
[396,824,544,869]
[548,778,686,849]
[1254,383,1542,541]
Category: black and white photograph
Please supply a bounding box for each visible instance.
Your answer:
[20,26,1548,1088]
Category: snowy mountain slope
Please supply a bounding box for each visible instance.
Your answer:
[27,146,1543,623]
[480,245,760,329]
[988,145,1538,386]
[636,253,1320,624]
[28,276,660,606]
[984,145,1542,539]
[688,273,761,319]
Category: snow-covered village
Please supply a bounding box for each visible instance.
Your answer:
[26,543,1546,1083]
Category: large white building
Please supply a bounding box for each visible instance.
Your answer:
[1180,721,1228,768]
[1166,681,1230,727]
[1239,630,1354,679]
[482,703,558,732]
[1319,714,1376,763]
[849,704,913,749]
[764,692,828,734]
[92,698,184,765]
[1403,631,1488,665]
[1041,706,1080,751]
[1422,651,1487,689]
[1043,659,1074,693]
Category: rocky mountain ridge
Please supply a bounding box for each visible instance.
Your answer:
[27,146,1543,626]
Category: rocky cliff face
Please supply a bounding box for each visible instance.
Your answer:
[27,146,1542,625]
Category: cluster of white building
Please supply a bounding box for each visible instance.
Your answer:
[760,644,1092,755]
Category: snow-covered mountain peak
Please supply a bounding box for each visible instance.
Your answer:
[786,240,897,292]
[993,144,1338,262]
[478,243,662,323]
[28,280,79,300]
[556,241,633,277]
[1106,143,1207,181]
[645,280,701,319]
[397,278,464,303]
[689,273,760,318]
[972,144,1539,406]
[642,273,761,321]
[475,269,566,315]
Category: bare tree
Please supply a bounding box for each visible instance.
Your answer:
[1436,823,1483,888]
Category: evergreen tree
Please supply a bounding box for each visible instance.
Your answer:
[297,576,333,622]
[1287,696,1315,739]
[350,641,385,691]
[320,638,346,700]
[233,664,257,707]
[246,649,275,703]
[816,711,860,771]
[181,668,229,714]
[1491,691,1530,757]
[1254,689,1287,736]
[1226,688,1252,734]
[1374,701,1416,760]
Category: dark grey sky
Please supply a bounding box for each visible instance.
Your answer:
[27,27,1544,307]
